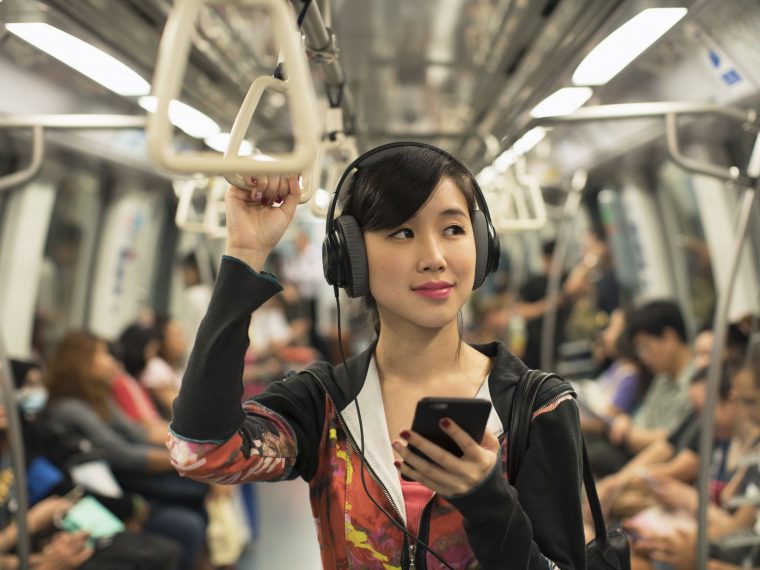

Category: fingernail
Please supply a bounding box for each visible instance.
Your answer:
[248,176,257,186]
[274,194,283,204]
[399,430,410,440]
[394,461,401,470]
[392,441,403,451]
[439,418,451,429]
[261,197,270,206]
[253,191,263,202]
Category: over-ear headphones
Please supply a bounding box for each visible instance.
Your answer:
[322,141,501,298]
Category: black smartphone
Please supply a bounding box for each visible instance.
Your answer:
[402,397,492,479]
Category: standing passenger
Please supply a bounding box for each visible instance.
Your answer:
[169,143,585,569]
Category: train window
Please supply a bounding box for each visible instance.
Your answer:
[34,171,102,356]
[656,162,716,332]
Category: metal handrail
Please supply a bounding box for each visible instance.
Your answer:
[147,0,319,176]
[0,336,30,568]
[696,131,760,570]
[540,169,587,372]
[0,126,43,193]
[528,102,758,185]
[0,115,146,193]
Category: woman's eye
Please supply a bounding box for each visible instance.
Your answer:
[389,228,414,239]
[444,225,465,236]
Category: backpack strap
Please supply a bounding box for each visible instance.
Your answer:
[508,368,610,550]
[507,369,557,483]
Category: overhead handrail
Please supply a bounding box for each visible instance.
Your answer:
[527,102,759,184]
[0,115,146,193]
[490,157,548,232]
[0,126,43,193]
[0,335,30,568]
[148,0,319,176]
[696,131,760,570]
[540,169,587,372]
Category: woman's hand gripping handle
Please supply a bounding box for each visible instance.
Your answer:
[225,175,301,271]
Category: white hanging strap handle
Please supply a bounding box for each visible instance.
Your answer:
[0,126,44,193]
[491,159,547,231]
[174,178,214,233]
[309,134,357,218]
[224,75,317,203]
[148,0,319,177]
[203,178,229,238]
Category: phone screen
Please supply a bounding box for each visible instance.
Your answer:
[406,397,492,463]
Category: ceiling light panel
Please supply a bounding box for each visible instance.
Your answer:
[572,8,688,86]
[6,23,150,96]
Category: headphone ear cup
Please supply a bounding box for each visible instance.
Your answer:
[333,215,369,298]
[471,210,490,289]
[322,233,341,287]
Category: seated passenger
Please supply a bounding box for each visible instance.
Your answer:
[578,308,649,436]
[40,331,207,570]
[118,319,186,420]
[624,351,760,570]
[587,300,695,477]
[0,394,181,569]
[598,364,741,519]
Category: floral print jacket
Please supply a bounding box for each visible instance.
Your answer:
[169,257,585,569]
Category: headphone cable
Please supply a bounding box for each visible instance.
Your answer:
[334,287,454,570]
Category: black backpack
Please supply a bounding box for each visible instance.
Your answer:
[508,369,631,570]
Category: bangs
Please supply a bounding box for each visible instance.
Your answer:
[339,146,476,231]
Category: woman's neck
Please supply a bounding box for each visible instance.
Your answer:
[374,321,473,387]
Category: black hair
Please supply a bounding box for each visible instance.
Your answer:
[691,363,735,401]
[339,146,478,336]
[9,359,41,389]
[628,299,688,343]
[116,324,160,377]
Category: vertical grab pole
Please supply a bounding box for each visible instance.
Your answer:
[0,335,30,568]
[696,132,760,570]
[540,170,586,372]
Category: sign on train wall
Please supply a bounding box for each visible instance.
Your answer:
[88,189,165,339]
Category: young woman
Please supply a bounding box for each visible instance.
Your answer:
[169,143,585,569]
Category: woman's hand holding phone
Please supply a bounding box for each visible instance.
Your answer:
[393,419,500,497]
[225,175,301,271]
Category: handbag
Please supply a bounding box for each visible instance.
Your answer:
[508,369,631,570]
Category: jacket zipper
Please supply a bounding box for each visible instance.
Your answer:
[303,371,407,525]
[535,388,574,412]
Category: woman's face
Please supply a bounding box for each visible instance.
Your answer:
[363,177,476,333]
[162,320,187,362]
[732,367,760,426]
[92,342,117,385]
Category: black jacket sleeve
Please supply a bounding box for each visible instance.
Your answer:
[446,398,585,570]
[171,256,327,482]
[171,255,284,441]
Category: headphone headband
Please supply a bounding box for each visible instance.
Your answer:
[324,141,493,234]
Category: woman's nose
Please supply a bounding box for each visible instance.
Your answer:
[417,236,446,272]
